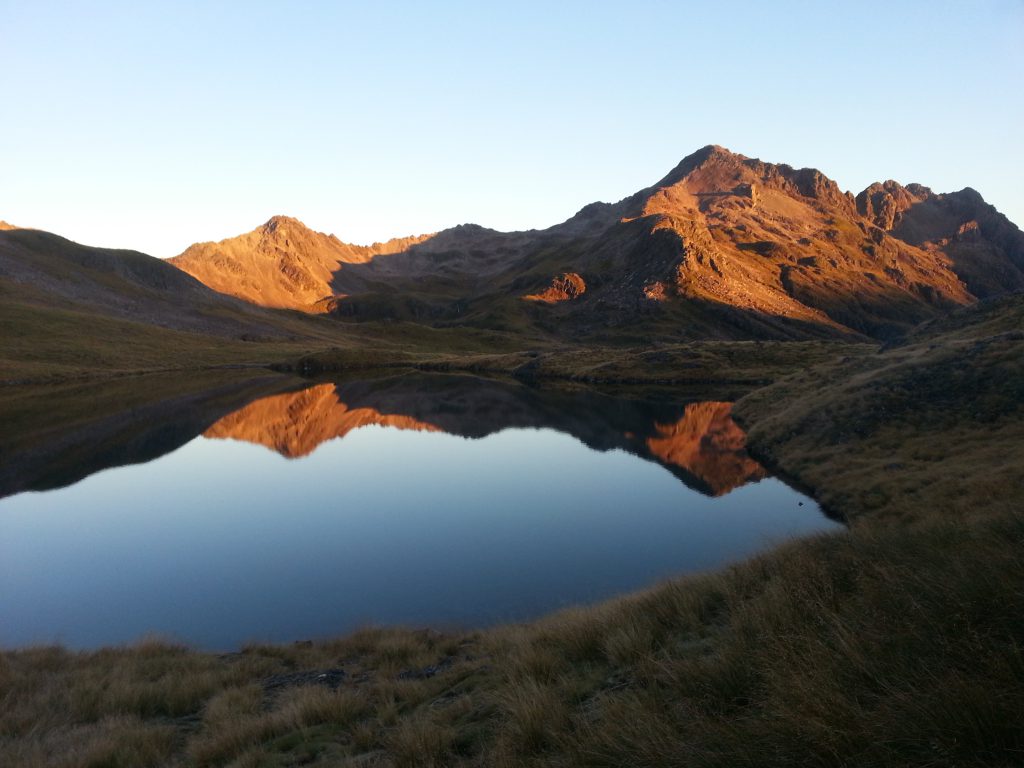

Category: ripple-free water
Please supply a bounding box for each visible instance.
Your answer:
[0,376,841,650]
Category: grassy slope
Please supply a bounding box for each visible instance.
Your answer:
[0,284,532,385]
[3,273,858,395]
[284,340,865,397]
[733,294,1024,524]
[2,300,1023,766]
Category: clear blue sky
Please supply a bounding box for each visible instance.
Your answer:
[2,0,1022,257]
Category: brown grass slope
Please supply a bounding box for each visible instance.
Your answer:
[733,292,1024,524]
[0,227,288,335]
[3,298,1023,766]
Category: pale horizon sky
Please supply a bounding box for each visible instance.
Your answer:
[2,1,1022,258]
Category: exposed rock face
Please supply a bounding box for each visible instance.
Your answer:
[523,272,586,303]
[167,146,1024,340]
[856,181,916,230]
[854,182,1024,298]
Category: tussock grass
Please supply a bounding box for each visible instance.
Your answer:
[734,295,1024,524]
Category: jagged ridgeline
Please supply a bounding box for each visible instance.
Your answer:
[168,146,1024,341]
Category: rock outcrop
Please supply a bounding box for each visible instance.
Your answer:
[523,272,586,303]
[856,182,1024,298]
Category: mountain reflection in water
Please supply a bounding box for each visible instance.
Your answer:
[202,375,766,497]
[0,372,840,650]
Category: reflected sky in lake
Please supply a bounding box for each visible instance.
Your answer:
[0,376,841,650]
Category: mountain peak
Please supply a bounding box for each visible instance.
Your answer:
[654,145,746,188]
[261,215,311,234]
[649,146,854,213]
[0,220,18,231]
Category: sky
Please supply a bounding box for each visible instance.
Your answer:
[2,0,1022,258]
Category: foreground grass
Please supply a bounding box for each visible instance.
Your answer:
[3,513,1021,767]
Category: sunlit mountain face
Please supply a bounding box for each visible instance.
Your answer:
[166,147,1024,342]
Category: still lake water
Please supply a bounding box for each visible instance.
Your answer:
[0,373,841,650]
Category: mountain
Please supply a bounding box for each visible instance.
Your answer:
[169,216,432,312]
[168,146,1024,341]
[856,181,1024,297]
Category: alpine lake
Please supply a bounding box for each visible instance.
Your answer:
[0,372,841,650]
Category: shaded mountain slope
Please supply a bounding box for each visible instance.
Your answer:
[0,226,294,337]
[169,146,1024,341]
[857,180,1024,297]
[0,225,399,381]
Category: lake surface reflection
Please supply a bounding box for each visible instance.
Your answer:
[0,373,841,650]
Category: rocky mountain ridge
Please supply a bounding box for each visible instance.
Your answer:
[166,146,1024,341]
